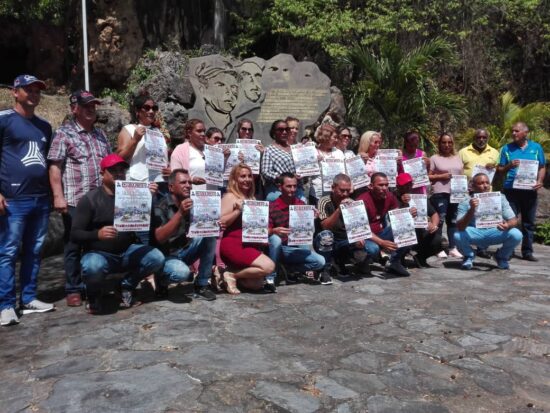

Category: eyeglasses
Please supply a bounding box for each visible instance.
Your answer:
[340,134,351,139]
[275,127,290,133]
[141,104,159,112]
[211,136,225,143]
[240,127,253,132]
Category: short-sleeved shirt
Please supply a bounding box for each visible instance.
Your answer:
[317,194,347,240]
[457,194,515,227]
[429,154,463,194]
[459,144,500,179]
[269,196,304,244]
[48,120,111,207]
[0,109,52,198]
[498,140,545,189]
[356,190,399,234]
[261,145,296,185]
[151,193,190,255]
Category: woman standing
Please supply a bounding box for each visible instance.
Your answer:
[170,119,208,189]
[310,124,344,203]
[429,133,464,258]
[285,116,300,145]
[357,131,384,176]
[400,130,430,194]
[220,164,275,294]
[336,125,355,158]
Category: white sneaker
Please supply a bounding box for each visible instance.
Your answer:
[436,250,448,258]
[1,307,20,326]
[21,299,55,314]
[448,248,463,258]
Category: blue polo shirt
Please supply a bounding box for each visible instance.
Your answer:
[0,109,52,198]
[498,140,545,189]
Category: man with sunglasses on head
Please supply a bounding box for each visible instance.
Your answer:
[48,90,111,308]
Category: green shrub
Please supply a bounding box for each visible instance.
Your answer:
[535,220,550,245]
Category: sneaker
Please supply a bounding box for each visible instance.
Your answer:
[461,257,474,270]
[413,254,429,268]
[522,254,538,262]
[436,250,448,258]
[193,285,217,301]
[264,279,277,293]
[386,261,410,277]
[0,307,19,326]
[494,250,510,269]
[120,289,134,308]
[21,299,55,314]
[448,248,463,258]
[85,296,102,315]
[319,269,333,285]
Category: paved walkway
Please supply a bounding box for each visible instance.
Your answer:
[2,246,549,413]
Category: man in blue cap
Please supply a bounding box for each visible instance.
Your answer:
[0,74,55,326]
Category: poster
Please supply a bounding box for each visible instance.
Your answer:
[345,155,370,189]
[388,208,418,247]
[144,129,168,181]
[204,144,225,186]
[340,200,372,243]
[288,205,315,245]
[114,181,152,232]
[374,155,397,187]
[474,192,502,229]
[513,159,539,189]
[188,190,221,237]
[408,194,428,229]
[402,157,429,188]
[242,200,269,243]
[236,139,261,174]
[291,142,320,177]
[450,175,469,203]
[321,158,346,192]
[377,149,400,159]
[221,143,240,180]
[471,164,496,183]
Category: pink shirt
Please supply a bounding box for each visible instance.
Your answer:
[429,154,464,194]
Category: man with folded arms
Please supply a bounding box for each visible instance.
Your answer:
[454,173,522,270]
[71,154,165,313]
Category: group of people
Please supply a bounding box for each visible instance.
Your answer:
[0,74,546,326]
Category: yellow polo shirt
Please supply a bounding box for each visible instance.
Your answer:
[458,144,500,178]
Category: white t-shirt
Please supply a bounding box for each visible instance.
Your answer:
[189,145,207,190]
[123,124,165,182]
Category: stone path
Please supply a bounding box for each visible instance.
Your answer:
[1,246,549,412]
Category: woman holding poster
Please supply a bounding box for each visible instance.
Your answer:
[220,164,275,294]
[429,133,464,258]
[400,130,430,194]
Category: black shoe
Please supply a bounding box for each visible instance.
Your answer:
[86,295,102,315]
[522,254,538,262]
[476,249,492,259]
[413,255,429,268]
[193,285,217,301]
[386,261,410,277]
[319,269,333,285]
[264,280,277,293]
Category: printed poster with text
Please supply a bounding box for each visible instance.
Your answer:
[513,160,539,189]
[288,205,315,245]
[189,190,221,237]
[402,157,429,188]
[340,200,372,243]
[474,192,502,229]
[291,142,320,177]
[374,155,397,187]
[471,164,496,183]
[114,181,152,232]
[221,143,240,180]
[242,200,269,243]
[321,158,346,192]
[388,208,418,247]
[236,139,261,174]
[345,155,370,189]
[450,175,469,203]
[204,144,225,186]
[144,128,168,181]
[408,194,428,229]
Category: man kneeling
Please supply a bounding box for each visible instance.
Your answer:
[267,173,325,291]
[454,173,522,270]
[152,169,217,301]
[71,155,165,313]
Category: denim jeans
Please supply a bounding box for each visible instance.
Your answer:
[161,237,216,287]
[0,196,50,310]
[430,192,458,249]
[503,189,537,256]
[363,226,410,264]
[267,234,325,281]
[63,206,85,294]
[454,227,522,260]
[81,244,165,296]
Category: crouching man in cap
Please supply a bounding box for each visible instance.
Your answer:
[71,154,165,313]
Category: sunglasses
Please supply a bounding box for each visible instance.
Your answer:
[340,134,351,139]
[211,136,225,142]
[275,127,290,133]
[141,104,159,112]
[240,127,254,132]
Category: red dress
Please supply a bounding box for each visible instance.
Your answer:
[220,214,262,268]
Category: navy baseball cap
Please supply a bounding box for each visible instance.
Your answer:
[70,90,101,105]
[13,74,46,90]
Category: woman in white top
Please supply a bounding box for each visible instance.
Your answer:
[117,94,169,183]
[310,124,344,203]
[336,125,355,159]
[170,119,208,189]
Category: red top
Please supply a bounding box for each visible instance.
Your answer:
[356,190,398,234]
[269,196,305,244]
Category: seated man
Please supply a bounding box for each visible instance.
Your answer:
[454,173,522,270]
[395,173,442,267]
[314,174,371,284]
[267,173,325,291]
[152,169,217,301]
[356,172,413,277]
[71,154,165,313]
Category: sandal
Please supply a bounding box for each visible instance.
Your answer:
[221,271,240,295]
[210,266,223,292]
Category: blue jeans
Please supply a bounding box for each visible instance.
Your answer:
[267,234,325,281]
[313,230,365,270]
[63,206,85,294]
[161,237,216,287]
[81,244,165,296]
[0,196,50,310]
[503,189,537,256]
[264,183,307,203]
[364,226,410,264]
[454,227,522,260]
[430,192,458,249]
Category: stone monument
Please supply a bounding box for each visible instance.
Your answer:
[188,53,331,144]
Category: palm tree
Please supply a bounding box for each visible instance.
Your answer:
[345,38,467,149]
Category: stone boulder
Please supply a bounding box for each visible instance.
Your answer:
[95,96,131,149]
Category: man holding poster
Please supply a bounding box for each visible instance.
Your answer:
[266,173,325,291]
[497,122,546,261]
[152,169,218,301]
[454,173,522,270]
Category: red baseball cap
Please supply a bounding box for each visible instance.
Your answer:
[396,172,413,186]
[100,154,129,171]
